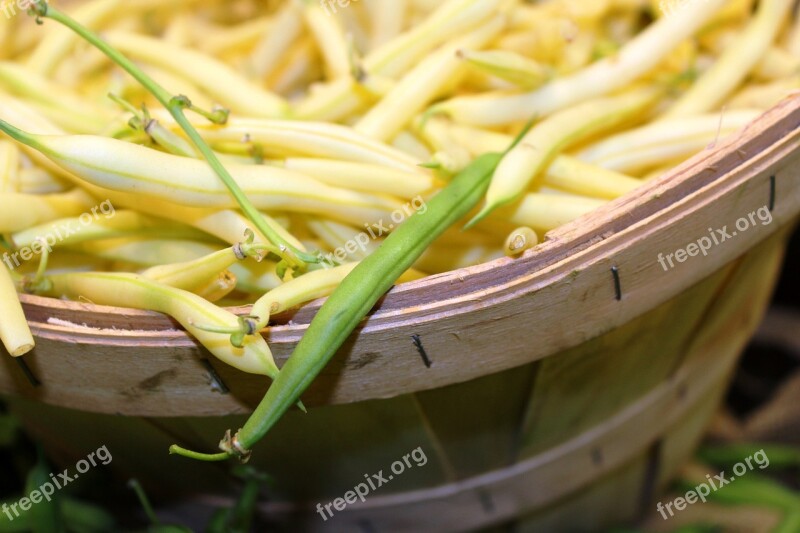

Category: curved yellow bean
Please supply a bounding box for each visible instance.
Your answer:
[0,189,95,233]
[432,0,726,126]
[103,31,289,118]
[0,125,404,226]
[473,87,658,223]
[282,158,436,198]
[663,0,793,118]
[42,272,278,376]
[355,16,505,142]
[0,265,34,356]
[505,192,606,232]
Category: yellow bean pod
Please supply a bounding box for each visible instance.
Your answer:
[0,189,95,233]
[192,117,422,172]
[432,0,727,126]
[42,272,279,376]
[355,16,506,142]
[103,31,289,118]
[282,158,436,198]
[0,265,34,356]
[473,87,658,223]
[0,124,404,226]
[578,110,762,172]
[505,193,606,232]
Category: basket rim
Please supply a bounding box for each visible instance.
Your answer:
[5,95,800,413]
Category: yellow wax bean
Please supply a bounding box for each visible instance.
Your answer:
[0,265,34,356]
[504,226,538,257]
[103,31,289,118]
[432,0,727,126]
[269,38,322,96]
[428,119,642,197]
[16,166,69,194]
[458,49,551,89]
[250,262,360,330]
[728,77,800,110]
[293,0,506,122]
[192,117,421,172]
[391,130,432,162]
[0,62,110,126]
[0,15,10,62]
[415,243,504,273]
[505,193,606,232]
[302,0,351,80]
[26,0,122,75]
[355,16,506,142]
[366,0,407,49]
[663,0,794,118]
[141,247,241,294]
[364,0,508,78]
[193,270,237,302]
[0,189,95,233]
[752,47,800,82]
[306,219,381,262]
[248,3,303,80]
[544,156,642,199]
[199,16,271,56]
[229,261,282,294]
[787,12,800,56]
[72,185,307,253]
[0,140,19,193]
[473,88,658,223]
[0,125,404,226]
[43,272,278,376]
[26,0,204,75]
[11,211,209,251]
[282,158,436,198]
[72,238,219,267]
[578,110,762,172]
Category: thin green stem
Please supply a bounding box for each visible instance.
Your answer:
[127,479,160,525]
[168,445,229,462]
[33,2,317,269]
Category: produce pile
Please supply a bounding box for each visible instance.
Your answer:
[0,0,797,460]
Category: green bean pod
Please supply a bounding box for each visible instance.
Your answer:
[221,152,504,459]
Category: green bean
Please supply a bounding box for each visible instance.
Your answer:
[774,512,800,533]
[25,448,62,533]
[170,139,518,460]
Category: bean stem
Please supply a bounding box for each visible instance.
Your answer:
[30,2,316,269]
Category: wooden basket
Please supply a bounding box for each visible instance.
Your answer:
[2,95,799,531]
